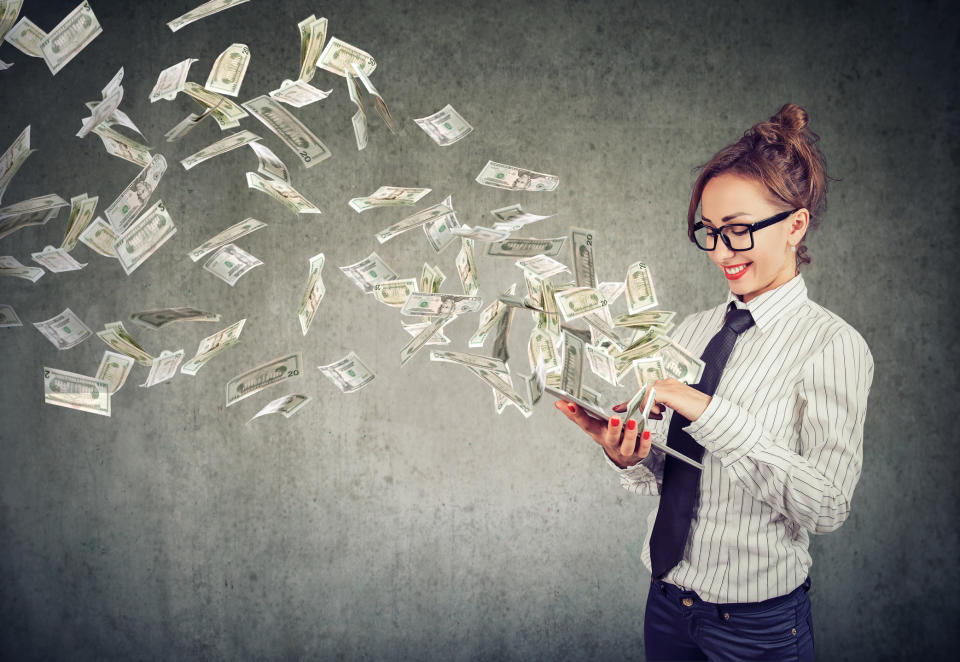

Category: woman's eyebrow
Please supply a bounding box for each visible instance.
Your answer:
[700,211,751,224]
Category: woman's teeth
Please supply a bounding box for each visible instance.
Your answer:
[723,263,751,279]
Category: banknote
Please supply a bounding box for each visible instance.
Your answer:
[0,303,22,327]
[188,217,266,262]
[515,253,569,279]
[164,109,214,142]
[448,225,511,242]
[61,193,99,251]
[182,83,248,126]
[180,129,261,170]
[345,70,367,150]
[248,141,290,183]
[104,154,167,232]
[149,58,197,102]
[95,350,134,393]
[632,356,666,388]
[296,15,327,82]
[0,125,34,204]
[297,253,326,335]
[475,161,559,192]
[129,307,221,330]
[269,78,332,108]
[78,217,117,257]
[93,125,152,167]
[400,292,481,317]
[583,312,626,351]
[419,263,445,293]
[0,257,44,282]
[140,349,184,388]
[659,336,705,385]
[490,296,516,365]
[226,352,302,406]
[598,281,626,306]
[44,367,110,417]
[373,278,417,308]
[38,1,101,75]
[485,236,565,258]
[401,320,451,345]
[560,329,585,398]
[625,260,658,314]
[429,350,508,375]
[455,237,479,296]
[1,2,26,44]
[4,16,44,57]
[318,351,375,392]
[528,328,560,372]
[338,252,397,294]
[205,42,249,96]
[489,203,553,230]
[33,307,91,349]
[621,384,656,431]
[241,95,331,168]
[114,199,177,275]
[96,321,154,365]
[467,366,533,417]
[317,36,376,77]
[203,243,262,286]
[181,318,245,375]
[585,343,619,386]
[468,295,506,348]
[613,310,677,328]
[414,104,473,145]
[423,195,460,253]
[349,186,431,213]
[0,193,68,240]
[31,245,86,272]
[554,287,608,322]
[168,0,249,32]
[375,201,453,243]
[247,394,311,423]
[569,227,598,288]
[400,314,455,367]
[350,63,398,134]
[245,172,321,214]
[78,87,123,139]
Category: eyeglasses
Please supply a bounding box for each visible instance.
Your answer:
[692,208,799,252]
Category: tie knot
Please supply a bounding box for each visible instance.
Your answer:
[724,306,755,335]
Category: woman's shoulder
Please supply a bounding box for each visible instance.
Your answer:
[796,298,874,363]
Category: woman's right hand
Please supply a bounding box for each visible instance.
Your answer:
[554,400,652,469]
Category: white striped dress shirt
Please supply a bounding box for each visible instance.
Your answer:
[605,272,874,603]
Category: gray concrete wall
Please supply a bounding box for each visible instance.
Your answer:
[1,0,956,659]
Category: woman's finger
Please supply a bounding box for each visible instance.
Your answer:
[611,402,627,413]
[619,418,640,456]
[555,400,603,438]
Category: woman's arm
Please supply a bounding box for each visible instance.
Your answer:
[602,437,666,496]
[684,328,874,534]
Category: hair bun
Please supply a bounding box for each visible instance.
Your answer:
[751,103,811,144]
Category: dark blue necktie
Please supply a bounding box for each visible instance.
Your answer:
[649,302,755,580]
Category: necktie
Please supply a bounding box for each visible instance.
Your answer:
[649,302,755,580]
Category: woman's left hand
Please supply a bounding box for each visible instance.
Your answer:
[612,378,712,422]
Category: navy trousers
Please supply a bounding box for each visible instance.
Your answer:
[644,576,814,662]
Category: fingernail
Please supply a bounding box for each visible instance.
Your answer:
[554,401,563,409]
[567,404,576,413]
[610,417,620,427]
[627,419,637,431]
[642,430,651,440]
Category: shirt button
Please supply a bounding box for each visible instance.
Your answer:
[682,597,694,607]
[792,628,797,635]
[723,612,730,620]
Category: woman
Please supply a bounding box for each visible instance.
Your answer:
[555,103,874,661]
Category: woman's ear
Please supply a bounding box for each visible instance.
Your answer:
[789,208,810,243]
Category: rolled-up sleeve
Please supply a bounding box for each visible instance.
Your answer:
[602,431,666,496]
[683,328,874,534]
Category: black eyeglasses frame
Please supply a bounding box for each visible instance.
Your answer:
[692,208,800,252]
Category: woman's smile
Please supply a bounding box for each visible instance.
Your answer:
[722,262,752,280]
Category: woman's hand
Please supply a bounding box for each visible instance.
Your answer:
[554,400,652,469]
[611,378,712,422]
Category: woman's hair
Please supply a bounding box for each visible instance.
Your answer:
[686,103,837,269]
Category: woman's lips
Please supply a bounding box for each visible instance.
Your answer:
[723,262,751,280]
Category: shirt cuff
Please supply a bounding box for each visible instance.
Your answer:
[682,395,766,466]
[601,445,655,475]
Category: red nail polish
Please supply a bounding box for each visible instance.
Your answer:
[642,430,651,440]
[627,419,637,431]
[610,417,620,427]
[567,404,576,413]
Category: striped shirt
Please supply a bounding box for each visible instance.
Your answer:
[604,272,874,603]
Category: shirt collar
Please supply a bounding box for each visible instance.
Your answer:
[725,272,808,333]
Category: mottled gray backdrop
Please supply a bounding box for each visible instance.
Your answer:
[1,0,956,660]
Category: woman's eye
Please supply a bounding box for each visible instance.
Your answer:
[730,227,749,236]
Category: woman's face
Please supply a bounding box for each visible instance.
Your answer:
[699,172,808,303]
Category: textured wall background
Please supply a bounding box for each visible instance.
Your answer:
[1,0,957,660]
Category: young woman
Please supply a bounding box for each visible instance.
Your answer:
[555,103,874,661]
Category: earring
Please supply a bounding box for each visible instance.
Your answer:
[791,245,796,252]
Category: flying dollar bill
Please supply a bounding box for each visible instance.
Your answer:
[338,252,398,294]
[374,201,453,244]
[373,278,417,308]
[349,186,431,213]
[241,95,332,168]
[78,217,117,257]
[129,307,221,330]
[92,125,152,167]
[475,161,559,192]
[188,217,266,262]
[625,260,658,314]
[149,57,198,102]
[96,350,135,393]
[205,42,250,97]
[297,253,326,335]
[38,1,101,75]
[245,172,321,214]
[44,366,110,417]
[167,0,250,32]
[31,245,86,272]
[297,15,327,82]
[3,15,43,58]
[423,194,459,253]
[485,236,565,258]
[247,141,290,183]
[414,104,473,146]
[400,292,481,317]
[317,36,376,77]
[0,303,22,327]
[399,314,455,367]
[0,193,68,241]
[180,129,261,170]
[269,78,332,108]
[318,351,376,391]
[96,321,154,365]
[139,349,184,388]
[104,154,167,232]
[0,125,34,204]
[203,243,262,286]
[350,63,398,134]
[33,307,92,349]
[114,199,177,275]
[226,352,302,406]
[455,237,479,296]
[247,393,311,423]
[181,318,245,375]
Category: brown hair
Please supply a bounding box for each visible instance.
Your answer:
[686,103,838,269]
